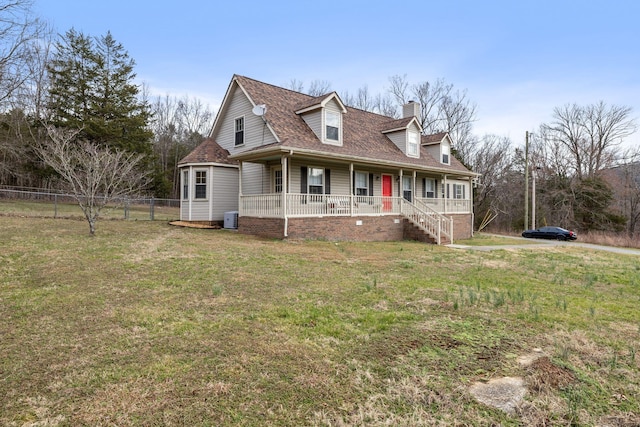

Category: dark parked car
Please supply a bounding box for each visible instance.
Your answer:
[522,226,577,241]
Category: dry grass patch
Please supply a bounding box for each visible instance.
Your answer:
[1,217,640,425]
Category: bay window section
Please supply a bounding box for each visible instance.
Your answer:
[182,170,189,199]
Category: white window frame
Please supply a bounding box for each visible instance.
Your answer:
[424,178,436,198]
[402,175,412,201]
[453,183,466,199]
[407,131,419,157]
[441,143,450,165]
[307,166,324,195]
[355,171,368,196]
[182,170,189,200]
[272,166,283,193]
[194,169,207,200]
[324,110,341,144]
[234,116,245,146]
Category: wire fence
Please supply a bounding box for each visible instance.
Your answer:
[0,187,180,221]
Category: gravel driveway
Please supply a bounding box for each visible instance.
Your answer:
[448,236,640,256]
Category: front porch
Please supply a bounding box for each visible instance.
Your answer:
[239,193,473,244]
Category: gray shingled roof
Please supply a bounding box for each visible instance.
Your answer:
[194,75,475,176]
[178,137,237,166]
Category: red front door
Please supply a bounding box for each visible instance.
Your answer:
[382,174,392,211]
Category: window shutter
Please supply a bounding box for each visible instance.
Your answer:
[300,167,307,193]
[369,173,374,196]
[324,169,331,194]
[352,171,356,195]
[463,185,466,199]
[422,178,426,198]
[435,180,438,198]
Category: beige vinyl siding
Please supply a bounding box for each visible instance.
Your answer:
[289,160,356,195]
[300,110,322,140]
[241,162,266,195]
[211,167,239,220]
[424,144,439,162]
[214,85,277,152]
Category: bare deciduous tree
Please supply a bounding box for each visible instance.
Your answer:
[285,79,332,96]
[0,0,45,105]
[36,125,149,235]
[388,74,477,154]
[543,102,636,180]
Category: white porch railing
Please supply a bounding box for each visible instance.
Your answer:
[419,197,471,213]
[240,193,470,218]
[411,198,453,244]
[241,194,402,217]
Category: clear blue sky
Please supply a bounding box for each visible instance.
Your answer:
[35,0,640,146]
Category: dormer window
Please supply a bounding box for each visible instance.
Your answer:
[442,144,450,164]
[407,131,419,157]
[325,110,340,143]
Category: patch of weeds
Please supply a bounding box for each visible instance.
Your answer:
[364,276,378,292]
[584,273,598,288]
[211,284,223,296]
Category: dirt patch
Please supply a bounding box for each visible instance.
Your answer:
[526,356,576,392]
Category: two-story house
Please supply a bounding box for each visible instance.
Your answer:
[178,75,479,244]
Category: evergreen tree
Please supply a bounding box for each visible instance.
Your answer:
[47,29,152,155]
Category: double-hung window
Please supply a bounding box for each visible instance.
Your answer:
[195,170,207,199]
[273,168,283,193]
[182,170,189,199]
[355,171,368,196]
[402,176,412,202]
[235,117,244,146]
[325,111,340,142]
[442,144,450,164]
[453,183,465,199]
[308,167,324,195]
[407,131,419,157]
[424,178,436,198]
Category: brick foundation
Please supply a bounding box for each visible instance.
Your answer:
[238,213,473,242]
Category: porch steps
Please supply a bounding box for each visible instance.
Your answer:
[400,199,452,245]
[403,219,451,245]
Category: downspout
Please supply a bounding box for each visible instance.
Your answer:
[283,155,288,237]
[238,161,243,221]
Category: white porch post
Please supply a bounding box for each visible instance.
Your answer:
[349,163,354,214]
[399,169,403,212]
[412,170,417,201]
[238,161,243,216]
[282,156,288,237]
[443,174,448,214]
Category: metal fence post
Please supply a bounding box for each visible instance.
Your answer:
[124,198,129,220]
[150,197,155,221]
[54,194,58,218]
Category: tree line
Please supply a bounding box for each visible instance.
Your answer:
[1,1,638,237]
[0,1,213,202]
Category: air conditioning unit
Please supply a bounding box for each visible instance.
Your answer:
[223,211,239,229]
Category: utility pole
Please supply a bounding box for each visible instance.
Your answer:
[524,131,529,230]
